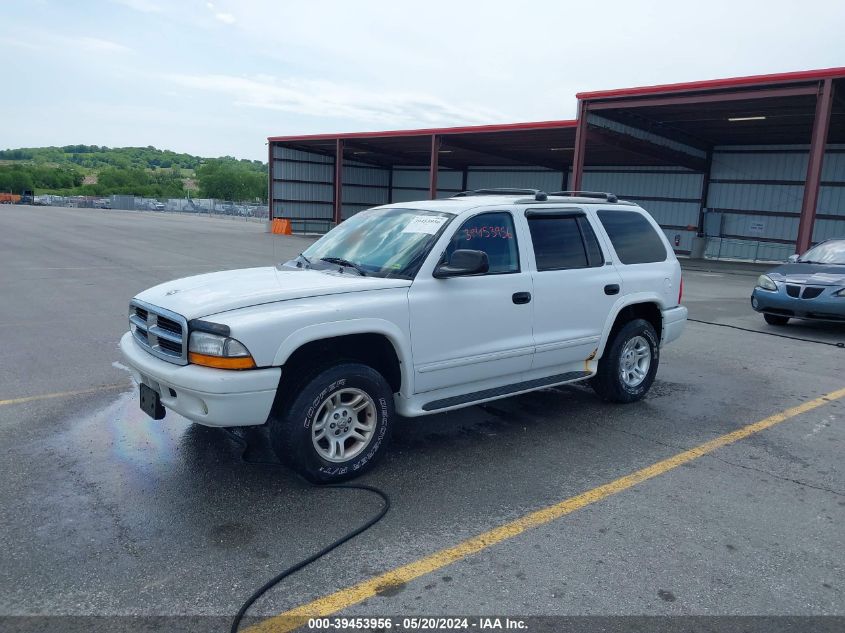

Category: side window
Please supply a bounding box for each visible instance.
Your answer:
[527,214,605,271]
[597,210,667,264]
[580,218,605,267]
[445,212,519,274]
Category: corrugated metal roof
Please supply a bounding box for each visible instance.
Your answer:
[268,120,577,143]
[576,66,845,101]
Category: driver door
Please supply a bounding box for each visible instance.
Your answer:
[407,210,535,394]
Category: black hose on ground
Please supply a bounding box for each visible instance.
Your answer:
[223,430,391,633]
[687,318,845,348]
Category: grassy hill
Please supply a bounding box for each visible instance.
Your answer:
[0,145,267,201]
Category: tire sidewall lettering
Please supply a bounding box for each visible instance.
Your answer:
[305,374,389,477]
[304,379,347,430]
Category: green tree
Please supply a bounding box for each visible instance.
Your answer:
[196,159,266,201]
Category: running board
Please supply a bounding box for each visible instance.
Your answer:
[421,371,592,412]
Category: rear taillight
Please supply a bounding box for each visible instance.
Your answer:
[678,275,684,304]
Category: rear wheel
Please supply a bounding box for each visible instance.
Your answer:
[763,313,790,326]
[268,362,394,483]
[591,319,659,404]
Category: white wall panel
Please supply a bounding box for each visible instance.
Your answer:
[466,168,563,191]
[707,145,845,248]
[710,152,808,180]
[581,167,704,243]
[707,183,804,213]
[582,170,703,199]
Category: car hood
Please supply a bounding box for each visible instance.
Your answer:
[768,262,845,286]
[134,266,411,319]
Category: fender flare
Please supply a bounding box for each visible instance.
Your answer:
[595,293,667,359]
[272,318,414,395]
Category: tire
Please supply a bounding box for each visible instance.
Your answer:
[764,313,790,326]
[269,363,394,483]
[591,319,659,404]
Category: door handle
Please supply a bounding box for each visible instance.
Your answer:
[604,284,620,295]
[512,292,531,304]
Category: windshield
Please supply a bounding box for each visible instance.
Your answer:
[298,208,454,279]
[799,240,845,265]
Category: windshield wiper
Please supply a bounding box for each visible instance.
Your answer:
[319,256,367,276]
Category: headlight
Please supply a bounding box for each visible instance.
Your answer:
[756,275,777,291]
[188,331,255,369]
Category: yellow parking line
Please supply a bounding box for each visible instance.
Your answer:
[0,383,127,407]
[249,387,845,633]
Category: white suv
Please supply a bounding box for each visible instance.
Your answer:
[120,190,687,481]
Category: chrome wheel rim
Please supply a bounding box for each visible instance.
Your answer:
[312,387,377,463]
[619,335,651,388]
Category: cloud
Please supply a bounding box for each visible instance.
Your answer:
[6,37,41,51]
[110,0,162,13]
[206,2,236,24]
[8,31,132,55]
[164,73,507,128]
[78,37,132,53]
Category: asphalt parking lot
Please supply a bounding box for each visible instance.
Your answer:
[1,206,843,630]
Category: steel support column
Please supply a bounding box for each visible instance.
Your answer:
[333,138,344,225]
[571,101,588,191]
[429,135,441,199]
[267,141,273,219]
[796,79,834,253]
[697,149,713,234]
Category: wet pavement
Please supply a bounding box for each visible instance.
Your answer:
[0,206,843,626]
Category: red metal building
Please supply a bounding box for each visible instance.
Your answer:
[269,67,845,258]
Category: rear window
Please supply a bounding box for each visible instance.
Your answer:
[597,210,667,265]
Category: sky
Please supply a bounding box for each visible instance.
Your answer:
[3,0,845,161]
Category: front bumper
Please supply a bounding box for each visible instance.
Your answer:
[751,287,845,322]
[661,305,688,346]
[119,332,280,427]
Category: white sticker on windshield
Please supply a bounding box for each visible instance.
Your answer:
[402,215,448,235]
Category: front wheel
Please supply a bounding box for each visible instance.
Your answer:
[591,319,660,403]
[763,313,790,326]
[269,363,395,483]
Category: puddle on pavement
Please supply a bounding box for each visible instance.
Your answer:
[66,388,192,472]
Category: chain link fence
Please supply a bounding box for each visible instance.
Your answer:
[32,194,269,219]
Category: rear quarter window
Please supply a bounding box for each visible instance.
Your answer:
[597,209,667,265]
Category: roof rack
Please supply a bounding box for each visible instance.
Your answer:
[548,191,618,203]
[453,188,538,197]
[453,188,549,201]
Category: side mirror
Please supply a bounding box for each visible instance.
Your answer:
[433,249,489,279]
[787,254,800,263]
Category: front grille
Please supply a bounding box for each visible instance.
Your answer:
[786,285,800,298]
[806,312,845,322]
[158,338,182,354]
[157,315,182,335]
[129,300,188,365]
[802,286,824,299]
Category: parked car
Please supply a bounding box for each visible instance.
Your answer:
[120,190,687,481]
[751,238,845,325]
